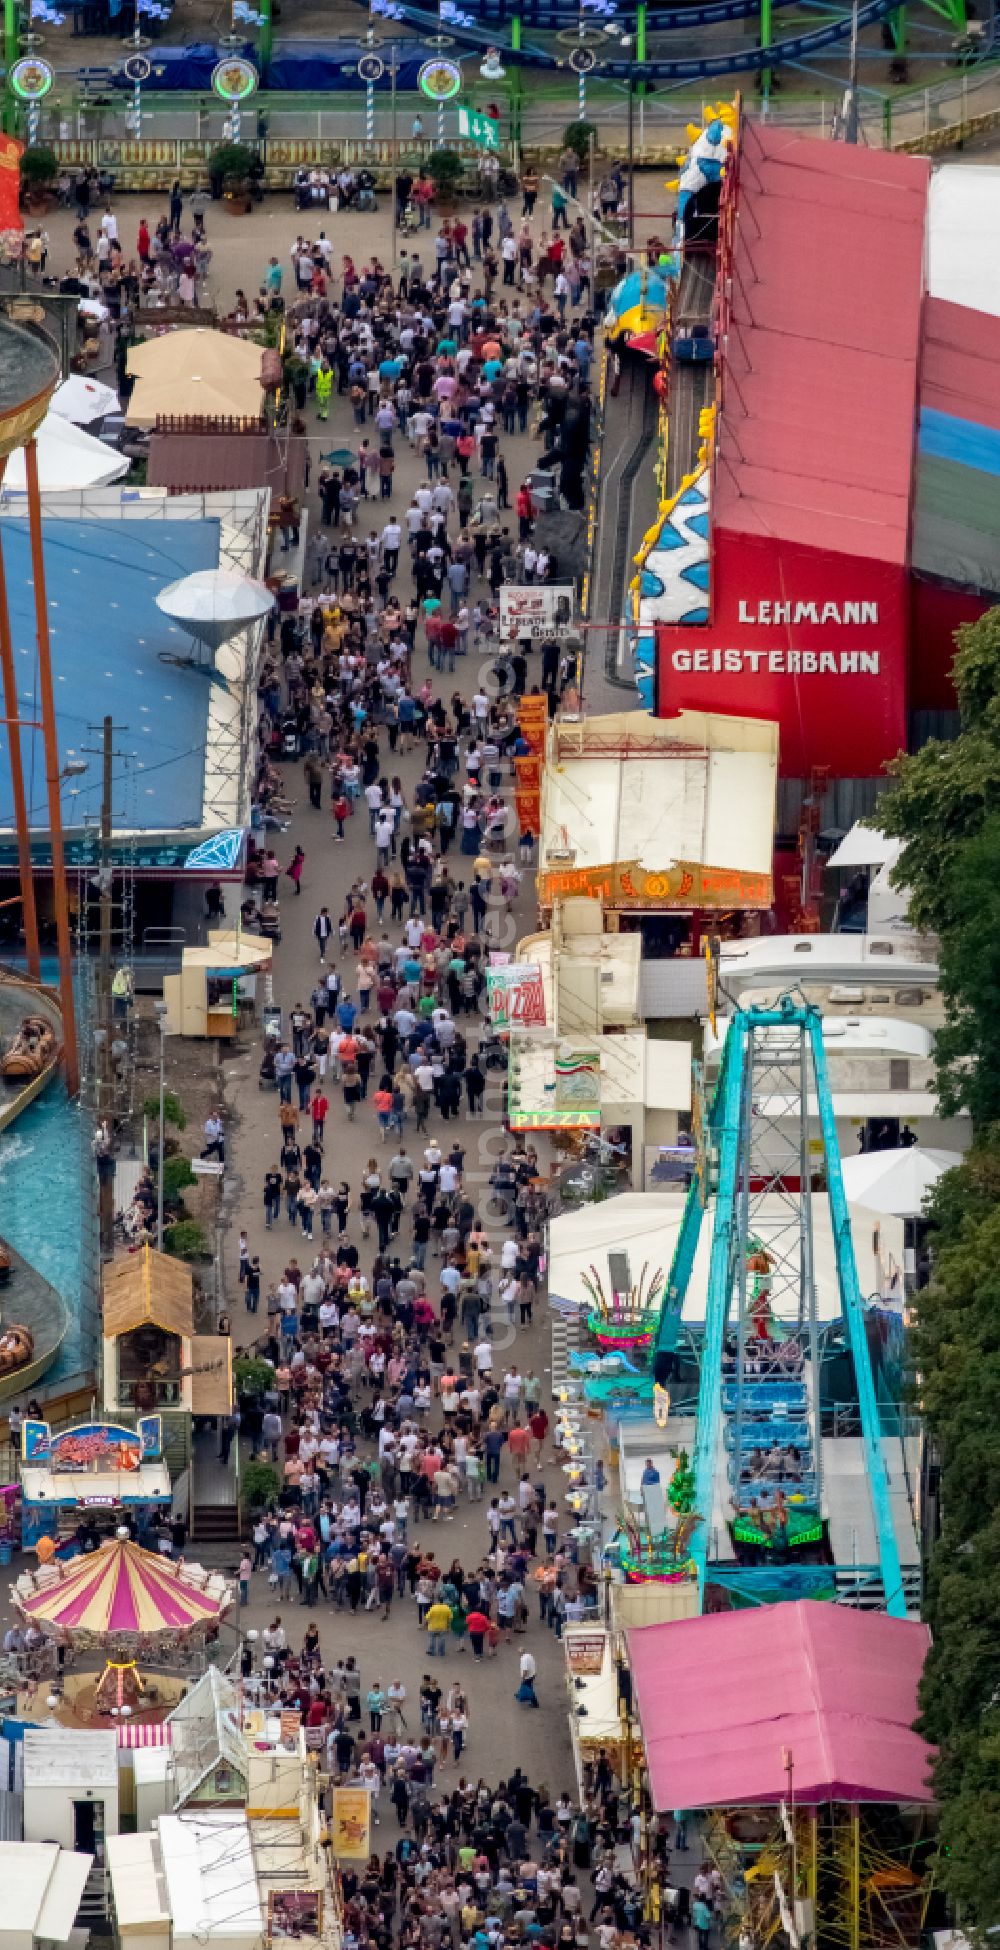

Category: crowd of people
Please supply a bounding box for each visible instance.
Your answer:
[5,147,716,1947]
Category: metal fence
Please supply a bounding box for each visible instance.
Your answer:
[27,55,1000,163]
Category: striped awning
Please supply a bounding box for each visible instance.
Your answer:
[117,1721,173,1748]
[15,1537,233,1637]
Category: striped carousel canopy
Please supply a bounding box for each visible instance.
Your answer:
[14,1537,232,1639]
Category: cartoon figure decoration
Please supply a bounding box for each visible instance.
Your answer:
[604,266,674,344]
[666,102,736,234]
[668,1448,696,1515]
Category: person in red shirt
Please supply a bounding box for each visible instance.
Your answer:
[508,1419,532,1458]
[466,1609,490,1658]
[516,482,533,541]
[439,616,459,669]
[310,1090,329,1141]
[529,1406,549,1463]
[332,793,349,841]
[137,218,151,263]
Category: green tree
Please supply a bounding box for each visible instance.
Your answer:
[163,1219,209,1260]
[162,1155,196,1204]
[910,1154,1000,1929]
[234,1355,276,1399]
[143,1090,186,1131]
[887,605,1000,1930]
[561,119,597,163]
[241,1459,281,1511]
[880,605,1000,938]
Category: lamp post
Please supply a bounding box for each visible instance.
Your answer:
[154,999,168,1249]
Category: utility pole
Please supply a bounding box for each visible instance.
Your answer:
[0,469,40,980]
[845,0,861,140]
[390,44,398,269]
[24,437,79,1097]
[98,715,113,1118]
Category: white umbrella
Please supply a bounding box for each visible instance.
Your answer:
[50,373,120,425]
[841,1145,963,1219]
[155,568,275,655]
[3,412,128,492]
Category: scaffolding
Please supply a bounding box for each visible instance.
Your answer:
[702,1802,937,1950]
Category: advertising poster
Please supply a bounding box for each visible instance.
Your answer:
[331,1785,372,1860]
[486,963,546,1029]
[0,136,22,235]
[500,584,574,639]
[514,753,542,835]
[564,1628,607,1676]
[516,695,548,756]
[554,1049,601,1114]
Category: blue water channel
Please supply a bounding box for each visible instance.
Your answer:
[0,1082,94,1386]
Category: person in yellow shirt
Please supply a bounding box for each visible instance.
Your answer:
[425,1599,452,1656]
[315,361,333,422]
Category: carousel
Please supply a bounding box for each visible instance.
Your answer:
[12,1528,235,1721]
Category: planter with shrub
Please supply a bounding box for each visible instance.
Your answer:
[20,147,58,210]
[242,1459,281,1512]
[208,141,256,211]
[426,149,465,209]
[561,120,598,164]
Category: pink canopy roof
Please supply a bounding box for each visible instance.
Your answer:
[627,1602,934,1809]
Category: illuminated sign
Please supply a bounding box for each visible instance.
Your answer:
[537,859,772,910]
[10,57,53,100]
[418,57,462,100]
[211,56,258,101]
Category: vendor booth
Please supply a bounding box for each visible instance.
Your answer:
[162,928,272,1040]
[19,1418,171,1548]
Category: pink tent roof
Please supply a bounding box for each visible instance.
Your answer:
[627,1602,934,1809]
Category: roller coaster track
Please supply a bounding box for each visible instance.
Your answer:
[589,358,657,692]
[354,0,899,77]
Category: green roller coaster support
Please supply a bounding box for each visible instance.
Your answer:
[2,0,18,136]
[921,0,965,25]
[760,0,773,101]
[258,0,273,74]
[510,13,523,153]
[891,4,907,49]
[636,0,647,61]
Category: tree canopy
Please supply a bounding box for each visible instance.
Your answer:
[886,605,1000,1930]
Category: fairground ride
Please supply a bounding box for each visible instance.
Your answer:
[650,993,914,1615]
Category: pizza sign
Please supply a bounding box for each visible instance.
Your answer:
[486,963,546,1029]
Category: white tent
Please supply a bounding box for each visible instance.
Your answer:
[155,568,274,653]
[3,413,128,492]
[826,824,903,871]
[840,1145,963,1218]
[50,373,120,425]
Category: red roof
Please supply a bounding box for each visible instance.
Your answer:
[920,293,1000,434]
[715,125,929,565]
[627,1602,934,1809]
